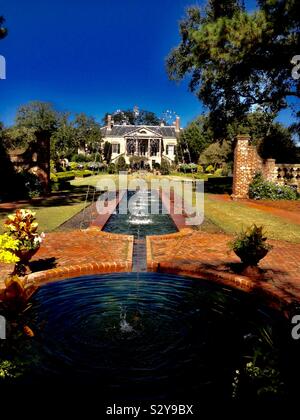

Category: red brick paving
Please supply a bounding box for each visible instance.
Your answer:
[0,229,133,291]
[147,230,300,315]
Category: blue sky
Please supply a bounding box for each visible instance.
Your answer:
[0,0,296,128]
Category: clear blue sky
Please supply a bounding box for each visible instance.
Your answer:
[0,0,295,128]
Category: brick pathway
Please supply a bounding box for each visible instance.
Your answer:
[0,229,133,289]
[147,229,300,314]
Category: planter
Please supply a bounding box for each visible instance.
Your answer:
[13,247,39,275]
[234,247,269,267]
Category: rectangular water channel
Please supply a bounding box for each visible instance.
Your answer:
[103,189,178,272]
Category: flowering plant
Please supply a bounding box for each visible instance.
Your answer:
[0,209,45,275]
[4,209,45,252]
[0,234,20,264]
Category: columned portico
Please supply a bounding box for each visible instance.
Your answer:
[101,116,180,169]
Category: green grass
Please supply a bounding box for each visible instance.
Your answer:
[0,201,89,233]
[203,194,300,243]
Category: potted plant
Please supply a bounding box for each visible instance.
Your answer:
[229,225,273,270]
[2,209,45,275]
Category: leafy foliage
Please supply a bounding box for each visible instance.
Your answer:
[4,209,44,252]
[0,15,7,39]
[103,108,161,126]
[178,115,214,162]
[199,141,231,168]
[0,234,20,264]
[249,172,299,200]
[116,155,127,172]
[166,1,300,137]
[16,101,59,135]
[229,224,273,266]
[103,141,112,163]
[160,158,171,175]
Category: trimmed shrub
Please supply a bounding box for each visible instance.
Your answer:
[74,170,93,178]
[205,165,214,173]
[214,168,223,177]
[50,173,58,183]
[55,171,76,181]
[249,173,298,200]
[69,162,78,171]
[179,163,197,173]
[115,156,127,172]
[71,154,90,163]
[108,163,116,174]
[197,165,204,173]
[161,158,170,175]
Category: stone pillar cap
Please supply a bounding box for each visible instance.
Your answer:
[236,134,250,140]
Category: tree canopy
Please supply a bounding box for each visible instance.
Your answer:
[178,115,214,163]
[0,16,7,39]
[103,108,162,126]
[179,110,299,164]
[16,101,59,136]
[3,101,103,162]
[166,0,300,137]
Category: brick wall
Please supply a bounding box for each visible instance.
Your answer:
[8,137,50,192]
[232,135,279,199]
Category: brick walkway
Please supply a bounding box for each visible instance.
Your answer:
[0,229,133,289]
[147,229,300,314]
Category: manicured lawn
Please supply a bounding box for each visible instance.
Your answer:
[203,194,300,243]
[0,201,89,233]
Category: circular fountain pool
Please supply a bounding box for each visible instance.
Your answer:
[0,272,296,401]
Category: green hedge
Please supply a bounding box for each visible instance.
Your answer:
[55,171,76,181]
[53,170,93,181]
[74,170,93,178]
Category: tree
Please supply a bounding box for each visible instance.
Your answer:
[2,126,36,150]
[16,101,59,137]
[103,108,161,126]
[103,141,112,163]
[116,155,126,171]
[0,122,20,197]
[0,16,7,39]
[178,115,214,163]
[205,0,245,21]
[199,141,231,168]
[50,113,76,161]
[73,113,102,154]
[166,1,300,137]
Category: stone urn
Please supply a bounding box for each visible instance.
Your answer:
[234,247,269,267]
[13,247,39,275]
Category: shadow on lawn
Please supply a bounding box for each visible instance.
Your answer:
[0,185,98,215]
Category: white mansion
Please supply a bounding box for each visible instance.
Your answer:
[101,115,180,169]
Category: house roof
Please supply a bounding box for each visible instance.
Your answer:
[101,125,177,138]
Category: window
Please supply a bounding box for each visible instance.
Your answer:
[166,145,175,156]
[112,143,120,154]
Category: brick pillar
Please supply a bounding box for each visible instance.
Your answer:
[175,116,180,133]
[231,134,251,199]
[263,158,277,182]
